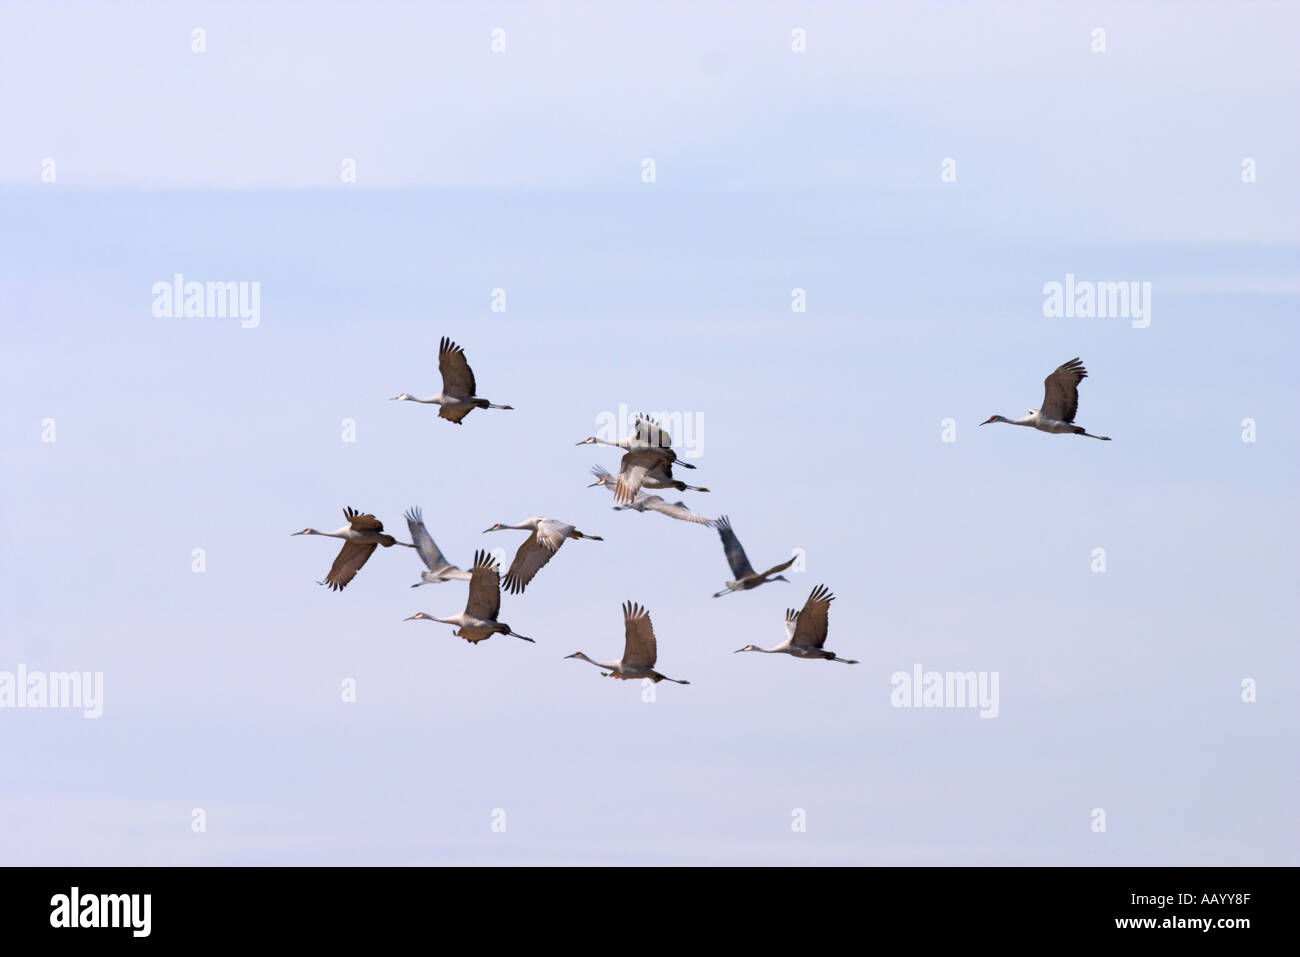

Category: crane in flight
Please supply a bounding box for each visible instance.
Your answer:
[586,464,708,497]
[390,336,513,424]
[403,550,533,644]
[614,494,711,525]
[292,506,401,591]
[483,517,603,594]
[734,584,858,664]
[402,506,471,587]
[709,515,796,597]
[565,602,690,684]
[981,357,1111,440]
[575,413,701,505]
[587,467,712,524]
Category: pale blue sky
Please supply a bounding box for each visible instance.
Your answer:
[1,2,1297,865]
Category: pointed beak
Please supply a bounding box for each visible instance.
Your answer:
[291,531,304,535]
[586,480,601,487]
[733,647,746,654]
[564,653,579,659]
[403,615,420,621]
[482,526,495,534]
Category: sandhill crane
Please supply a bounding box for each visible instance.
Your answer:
[403,550,533,643]
[565,601,690,684]
[483,517,603,594]
[292,506,400,591]
[587,466,711,524]
[981,357,1111,440]
[577,421,702,504]
[576,413,701,503]
[709,515,795,598]
[577,412,697,466]
[617,450,700,505]
[402,506,471,587]
[734,584,858,664]
[576,413,691,456]
[390,336,513,424]
[586,465,708,496]
[615,495,711,524]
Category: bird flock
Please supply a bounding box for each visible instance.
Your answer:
[295,341,1111,686]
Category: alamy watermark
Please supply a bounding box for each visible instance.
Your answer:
[151,273,260,328]
[50,887,150,937]
[589,404,704,460]
[890,664,999,718]
[1043,273,1151,328]
[0,665,103,718]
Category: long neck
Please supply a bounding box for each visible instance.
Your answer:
[309,528,348,539]
[578,655,613,670]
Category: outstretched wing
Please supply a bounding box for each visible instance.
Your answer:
[465,549,502,620]
[622,601,657,667]
[711,515,755,579]
[438,336,477,397]
[437,403,475,424]
[632,413,672,449]
[343,506,383,532]
[321,541,377,591]
[632,413,696,468]
[644,458,680,483]
[615,447,672,505]
[755,555,797,580]
[784,608,799,641]
[503,532,562,594]
[614,463,649,505]
[404,506,448,570]
[791,584,834,649]
[647,499,710,525]
[534,519,571,551]
[1041,357,1087,423]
